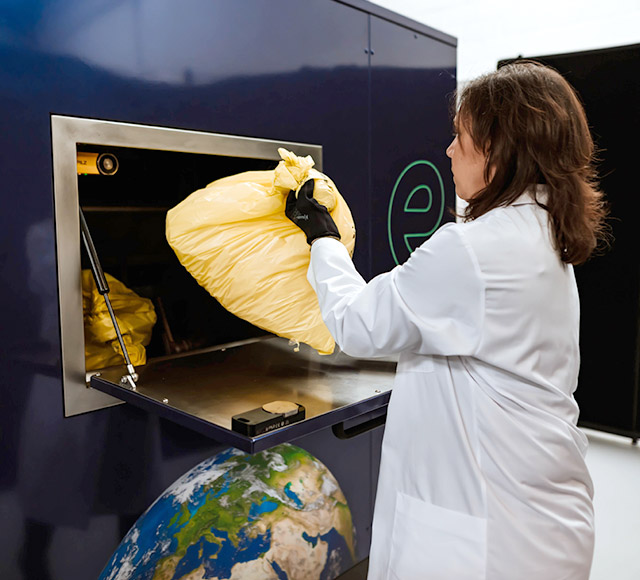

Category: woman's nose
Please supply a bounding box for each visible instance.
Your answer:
[446,138,455,158]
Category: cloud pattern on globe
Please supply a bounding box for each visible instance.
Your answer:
[99,444,355,579]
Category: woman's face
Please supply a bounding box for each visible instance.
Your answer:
[445,117,489,201]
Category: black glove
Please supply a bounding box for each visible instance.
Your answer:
[285,179,341,245]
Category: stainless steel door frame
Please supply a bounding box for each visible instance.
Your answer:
[51,115,322,416]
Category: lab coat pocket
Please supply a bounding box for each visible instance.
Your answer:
[389,492,486,580]
[396,352,434,374]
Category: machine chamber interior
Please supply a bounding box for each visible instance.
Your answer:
[79,145,274,361]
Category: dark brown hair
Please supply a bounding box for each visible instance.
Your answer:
[455,60,609,265]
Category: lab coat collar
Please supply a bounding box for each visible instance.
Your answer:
[511,185,549,206]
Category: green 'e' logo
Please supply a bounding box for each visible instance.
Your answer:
[387,160,445,266]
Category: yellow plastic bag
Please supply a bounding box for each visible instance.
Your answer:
[166,148,356,355]
[82,270,157,371]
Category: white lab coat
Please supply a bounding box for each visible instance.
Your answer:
[307,188,594,579]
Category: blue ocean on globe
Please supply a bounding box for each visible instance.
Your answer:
[99,444,355,580]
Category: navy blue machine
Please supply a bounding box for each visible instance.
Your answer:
[0,1,455,577]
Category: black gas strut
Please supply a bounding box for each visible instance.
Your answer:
[79,208,138,389]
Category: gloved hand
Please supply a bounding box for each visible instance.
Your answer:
[285,179,341,245]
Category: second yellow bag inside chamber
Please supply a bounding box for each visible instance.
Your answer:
[83,270,157,371]
[165,148,356,355]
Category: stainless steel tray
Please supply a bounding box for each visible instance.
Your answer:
[90,337,396,453]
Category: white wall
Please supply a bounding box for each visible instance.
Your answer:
[369,0,640,84]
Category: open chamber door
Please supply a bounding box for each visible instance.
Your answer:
[51,115,394,452]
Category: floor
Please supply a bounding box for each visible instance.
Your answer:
[584,428,640,580]
[338,428,640,580]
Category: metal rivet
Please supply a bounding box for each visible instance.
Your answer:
[375,389,381,393]
[163,398,169,404]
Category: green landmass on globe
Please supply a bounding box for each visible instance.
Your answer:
[100,443,356,580]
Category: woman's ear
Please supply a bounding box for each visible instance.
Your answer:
[483,155,496,187]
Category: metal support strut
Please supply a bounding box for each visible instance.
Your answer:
[79,208,138,390]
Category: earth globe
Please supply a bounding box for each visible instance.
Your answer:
[99,443,355,579]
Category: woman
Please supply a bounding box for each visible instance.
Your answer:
[286,61,608,579]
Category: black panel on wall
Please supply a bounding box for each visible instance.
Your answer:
[500,44,640,438]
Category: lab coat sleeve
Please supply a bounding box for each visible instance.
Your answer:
[307,224,484,358]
